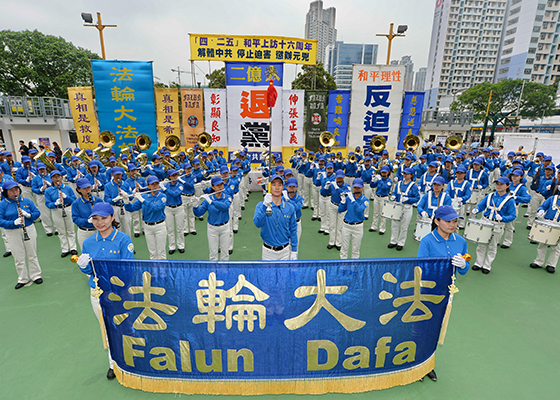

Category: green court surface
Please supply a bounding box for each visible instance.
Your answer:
[1,193,559,400]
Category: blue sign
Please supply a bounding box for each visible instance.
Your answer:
[326,90,351,147]
[398,91,425,150]
[93,257,453,395]
[226,62,283,86]
[91,60,157,156]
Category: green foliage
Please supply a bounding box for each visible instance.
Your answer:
[0,29,101,99]
[451,78,557,121]
[291,63,337,90]
[206,67,226,88]
[154,81,181,89]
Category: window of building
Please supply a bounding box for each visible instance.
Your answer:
[499,68,509,74]
[508,17,519,25]
[509,6,521,16]
[506,27,517,36]
[504,38,515,46]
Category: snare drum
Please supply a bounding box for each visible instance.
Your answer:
[382,200,403,220]
[528,219,560,245]
[414,216,432,242]
[451,197,461,211]
[464,218,494,244]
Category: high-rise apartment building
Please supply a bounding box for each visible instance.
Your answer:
[415,67,428,91]
[496,0,560,85]
[425,0,507,109]
[399,55,415,91]
[326,41,378,89]
[305,1,337,65]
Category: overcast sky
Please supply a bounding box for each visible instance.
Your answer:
[2,0,435,88]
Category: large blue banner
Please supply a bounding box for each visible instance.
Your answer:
[92,257,453,395]
[326,90,351,148]
[225,62,283,86]
[91,60,157,156]
[398,91,425,150]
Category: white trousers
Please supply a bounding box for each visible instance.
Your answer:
[370,194,387,232]
[319,195,329,232]
[458,204,468,228]
[262,244,290,261]
[182,195,197,233]
[207,221,231,261]
[502,205,519,247]
[534,242,560,268]
[5,224,41,283]
[527,193,544,227]
[390,205,413,246]
[344,177,353,186]
[34,194,53,234]
[90,290,114,368]
[20,185,33,200]
[232,192,241,230]
[143,221,167,260]
[51,207,77,253]
[363,186,372,218]
[340,221,364,259]
[77,228,96,252]
[327,202,344,246]
[311,185,320,216]
[166,206,185,251]
[131,209,142,235]
[194,182,205,198]
[1,227,11,252]
[302,177,312,207]
[475,221,504,270]
[112,205,131,238]
[297,173,304,194]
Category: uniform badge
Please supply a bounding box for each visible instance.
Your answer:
[127,243,134,253]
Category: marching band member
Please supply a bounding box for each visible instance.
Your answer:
[318,160,334,234]
[440,157,455,184]
[254,174,298,261]
[324,169,350,250]
[311,156,326,221]
[531,191,560,273]
[45,170,77,257]
[0,180,42,289]
[344,152,358,185]
[86,160,106,196]
[501,169,531,249]
[369,165,393,235]
[527,163,555,229]
[338,178,369,259]
[179,162,197,236]
[31,162,54,236]
[296,151,307,191]
[66,155,87,191]
[357,156,374,219]
[15,156,36,199]
[240,152,251,202]
[302,151,315,209]
[193,176,233,261]
[471,176,517,274]
[105,156,118,181]
[229,165,242,234]
[129,175,167,260]
[104,167,133,238]
[388,167,420,251]
[163,169,185,254]
[47,151,66,176]
[395,154,415,182]
[76,202,134,380]
[3,151,21,178]
[419,162,440,195]
[285,177,303,251]
[125,164,146,237]
[413,155,428,180]
[72,178,103,250]
[220,166,237,254]
[445,166,472,229]
[465,158,489,218]
[0,168,15,257]
[143,154,166,180]
[417,176,451,219]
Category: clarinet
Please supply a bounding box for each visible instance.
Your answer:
[15,197,30,241]
[57,183,67,218]
[117,181,125,215]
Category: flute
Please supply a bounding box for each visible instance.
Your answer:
[15,198,31,241]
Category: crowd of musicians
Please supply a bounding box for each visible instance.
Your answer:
[2,141,560,292]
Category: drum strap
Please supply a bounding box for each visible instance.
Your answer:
[451,180,467,196]
[486,193,514,219]
[398,181,414,197]
[552,195,560,222]
[468,170,481,188]
[511,184,522,197]
[427,191,448,210]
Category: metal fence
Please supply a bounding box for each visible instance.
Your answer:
[0,96,72,120]
[422,110,474,127]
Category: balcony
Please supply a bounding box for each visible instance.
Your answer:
[0,96,72,122]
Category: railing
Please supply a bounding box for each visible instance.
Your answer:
[422,110,474,127]
[0,96,72,120]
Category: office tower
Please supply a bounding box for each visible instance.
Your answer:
[415,67,427,91]
[326,41,378,89]
[305,0,337,65]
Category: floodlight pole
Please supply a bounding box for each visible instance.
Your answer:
[376,23,406,65]
[84,12,117,60]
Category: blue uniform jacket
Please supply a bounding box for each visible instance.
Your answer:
[475,192,517,223]
[31,174,52,195]
[538,195,560,222]
[0,196,40,229]
[393,181,420,204]
[417,230,469,275]
[446,179,472,203]
[129,190,167,223]
[164,181,184,206]
[193,193,232,225]
[338,194,368,223]
[253,199,298,251]
[510,183,531,205]
[16,166,36,187]
[287,192,303,220]
[370,177,393,197]
[45,184,76,209]
[417,191,452,217]
[72,195,103,229]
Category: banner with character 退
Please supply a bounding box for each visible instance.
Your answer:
[92,257,454,395]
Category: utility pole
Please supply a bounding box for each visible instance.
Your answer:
[171,67,189,87]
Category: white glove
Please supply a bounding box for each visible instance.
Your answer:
[457,197,463,204]
[340,194,347,204]
[325,181,332,189]
[401,196,408,203]
[76,253,91,269]
[21,210,31,218]
[472,208,479,214]
[112,196,123,203]
[495,214,503,222]
[178,178,185,184]
[134,192,144,203]
[191,196,199,205]
[390,195,396,201]
[13,217,23,226]
[282,190,289,201]
[55,198,62,206]
[421,211,429,219]
[347,192,355,202]
[290,251,298,260]
[374,175,381,182]
[202,194,212,204]
[26,176,31,182]
[331,182,339,189]
[119,189,129,198]
[264,193,273,204]
[122,195,130,204]
[61,192,67,198]
[12,167,18,172]
[452,254,467,269]
[87,217,93,224]
[537,209,546,218]
[159,182,167,191]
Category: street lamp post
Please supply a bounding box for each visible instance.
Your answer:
[82,12,117,60]
[376,23,408,65]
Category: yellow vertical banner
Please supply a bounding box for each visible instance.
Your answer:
[67,86,100,149]
[155,88,181,147]
[181,88,205,148]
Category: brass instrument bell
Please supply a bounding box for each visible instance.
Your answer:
[135,134,152,151]
[319,131,335,148]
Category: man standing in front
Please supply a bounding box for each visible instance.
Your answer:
[253,175,298,261]
[339,178,369,259]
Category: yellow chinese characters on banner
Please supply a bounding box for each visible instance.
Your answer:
[189,34,317,65]
[155,88,180,145]
[67,86,100,149]
[181,89,205,148]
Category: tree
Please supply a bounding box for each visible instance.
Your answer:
[0,30,102,99]
[154,81,181,89]
[450,79,557,121]
[206,67,226,88]
[291,62,337,90]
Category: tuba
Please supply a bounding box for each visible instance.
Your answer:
[61,148,73,167]
[165,135,181,152]
[319,131,335,148]
[445,135,463,150]
[370,135,386,153]
[135,134,152,151]
[35,150,57,172]
[402,133,421,151]
[348,153,357,163]
[100,130,116,148]
[197,132,212,149]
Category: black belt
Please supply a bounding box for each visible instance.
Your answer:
[144,219,164,226]
[344,220,363,225]
[263,242,289,251]
[182,193,194,197]
[167,204,182,208]
[79,227,96,232]
[331,200,339,206]
[210,221,228,227]
[321,194,328,197]
[376,194,388,198]
[59,204,71,209]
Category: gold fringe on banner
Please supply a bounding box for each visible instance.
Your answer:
[97,306,108,350]
[438,275,459,345]
[112,355,434,395]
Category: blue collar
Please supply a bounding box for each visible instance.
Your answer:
[431,229,457,243]
[95,227,118,242]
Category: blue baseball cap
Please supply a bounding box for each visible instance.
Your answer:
[108,156,117,162]
[21,156,31,163]
[544,156,553,162]
[146,176,159,185]
[128,163,137,171]
[287,177,298,187]
[456,166,467,173]
[270,174,284,183]
[192,158,200,165]
[335,169,345,178]
[163,151,171,156]
[507,151,515,157]
[90,202,114,217]
[76,178,91,189]
[352,178,364,188]
[495,176,510,185]
[220,165,229,174]
[211,176,224,186]
[152,154,161,160]
[201,152,208,157]
[276,165,285,172]
[404,155,413,160]
[381,150,389,155]
[4,151,12,157]
[536,152,544,157]
[285,168,293,175]
[184,162,192,169]
[28,148,38,154]
[472,159,482,165]
[74,148,80,152]
[231,165,238,171]
[301,152,307,157]
[434,205,463,221]
[111,167,124,175]
[403,167,414,175]
[545,165,554,171]
[233,158,241,163]
[381,165,391,173]
[429,161,438,168]
[167,169,178,176]
[47,152,55,157]
[85,149,93,156]
[326,162,334,169]
[36,162,46,170]
[512,169,524,176]
[420,154,427,159]
[88,160,100,168]
[433,176,446,185]
[50,170,61,177]
[2,180,18,190]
